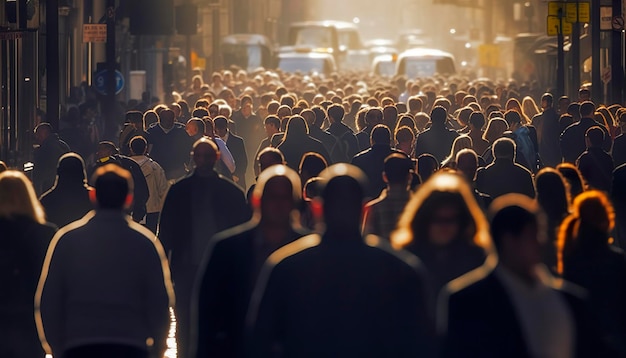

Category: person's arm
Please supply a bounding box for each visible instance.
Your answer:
[216,138,236,174]
[154,163,169,210]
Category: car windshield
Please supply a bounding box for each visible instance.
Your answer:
[292,27,334,49]
[338,30,362,49]
[402,57,456,78]
[279,57,327,74]
[377,61,396,77]
[222,44,264,71]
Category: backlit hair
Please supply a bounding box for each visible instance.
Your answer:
[0,170,46,224]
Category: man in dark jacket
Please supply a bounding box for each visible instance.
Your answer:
[356,107,384,151]
[158,138,251,358]
[276,116,331,170]
[532,93,562,167]
[302,108,340,164]
[352,125,400,199]
[414,106,459,162]
[33,123,70,195]
[326,103,359,162]
[560,101,612,163]
[40,153,93,228]
[146,109,192,180]
[246,164,434,358]
[576,126,614,192]
[440,194,607,358]
[215,115,249,189]
[192,165,308,358]
[476,138,535,199]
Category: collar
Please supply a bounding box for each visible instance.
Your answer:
[159,123,174,134]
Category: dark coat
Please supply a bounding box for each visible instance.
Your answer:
[146,125,192,179]
[414,124,459,162]
[613,134,626,168]
[351,144,399,199]
[476,159,536,199]
[226,132,249,189]
[560,117,612,163]
[0,216,56,358]
[308,126,340,164]
[532,108,562,167]
[441,268,608,358]
[327,122,359,161]
[356,126,374,151]
[576,147,614,192]
[277,134,331,171]
[193,222,307,358]
[246,232,435,358]
[613,164,626,249]
[33,134,70,195]
[40,181,93,228]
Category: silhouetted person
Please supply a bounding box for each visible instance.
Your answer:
[362,153,413,239]
[147,109,192,180]
[352,125,400,199]
[456,149,491,210]
[476,138,536,199]
[414,106,459,162]
[301,108,341,163]
[468,111,489,156]
[440,194,605,358]
[158,138,251,358]
[119,111,147,156]
[576,126,613,192]
[299,152,327,185]
[613,164,626,249]
[356,107,384,151]
[0,170,56,358]
[253,116,281,176]
[247,164,434,357]
[417,153,439,183]
[326,103,359,162]
[0,161,6,172]
[276,116,331,170]
[246,147,286,203]
[560,101,612,163]
[215,115,249,189]
[532,93,562,167]
[557,163,586,199]
[33,123,70,195]
[614,112,626,168]
[558,191,626,356]
[36,164,174,358]
[192,165,308,358]
[40,153,93,228]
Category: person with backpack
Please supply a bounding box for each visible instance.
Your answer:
[503,110,540,173]
[327,103,359,162]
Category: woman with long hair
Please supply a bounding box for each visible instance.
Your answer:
[441,135,473,168]
[505,98,531,124]
[0,170,57,358]
[521,96,540,121]
[557,191,626,355]
[535,168,570,273]
[392,172,493,296]
[482,118,509,145]
[556,163,586,199]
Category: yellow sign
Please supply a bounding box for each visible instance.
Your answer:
[83,24,107,43]
[566,2,590,23]
[196,58,207,70]
[478,44,500,68]
[548,1,565,16]
[547,15,572,36]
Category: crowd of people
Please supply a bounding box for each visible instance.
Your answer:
[1,67,626,358]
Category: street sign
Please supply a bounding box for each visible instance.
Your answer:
[612,16,625,30]
[602,66,612,84]
[478,44,500,68]
[600,6,613,30]
[566,2,590,23]
[548,1,565,16]
[94,70,125,95]
[83,24,107,43]
[547,15,572,36]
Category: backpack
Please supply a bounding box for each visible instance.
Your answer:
[330,130,354,163]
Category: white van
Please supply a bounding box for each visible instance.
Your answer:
[396,48,456,78]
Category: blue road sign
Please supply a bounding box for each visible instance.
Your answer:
[94,69,125,95]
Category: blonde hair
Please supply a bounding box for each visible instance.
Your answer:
[521,96,540,120]
[0,170,46,224]
[442,135,473,167]
[483,118,509,143]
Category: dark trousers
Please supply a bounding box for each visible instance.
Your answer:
[146,212,160,233]
[63,344,148,358]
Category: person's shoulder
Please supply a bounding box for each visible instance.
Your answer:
[363,234,425,272]
[352,147,372,161]
[211,221,257,248]
[446,265,496,300]
[265,234,322,270]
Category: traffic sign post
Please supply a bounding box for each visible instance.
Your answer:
[566,2,590,23]
[94,69,125,96]
[547,15,573,35]
[478,44,500,68]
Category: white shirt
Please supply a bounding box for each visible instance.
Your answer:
[214,137,236,174]
[495,265,574,358]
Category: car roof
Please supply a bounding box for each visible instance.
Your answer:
[289,20,358,30]
[398,48,455,60]
[278,51,335,60]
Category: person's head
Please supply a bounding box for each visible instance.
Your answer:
[578,88,591,102]
[0,170,46,223]
[557,190,614,274]
[299,152,328,184]
[489,194,545,278]
[264,115,281,137]
[365,107,384,127]
[469,111,485,131]
[213,116,229,137]
[143,110,159,128]
[556,163,585,198]
[327,103,345,123]
[579,101,596,118]
[535,168,570,223]
[0,161,7,173]
[96,141,118,160]
[417,153,439,182]
[393,172,491,251]
[370,124,391,147]
[129,136,148,156]
[558,96,571,114]
[34,122,53,145]
[505,98,523,113]
[158,109,176,130]
[585,126,604,149]
[394,126,415,155]
[430,106,447,126]
[444,135,473,166]
[541,93,554,110]
[483,118,509,144]
[126,111,144,130]
[383,153,413,188]
[408,96,423,113]
[316,164,368,231]
[383,105,398,129]
[251,164,301,226]
[257,147,285,173]
[504,110,522,129]
[457,107,473,128]
[277,105,292,120]
[185,117,206,138]
[191,137,220,173]
[284,115,309,138]
[267,100,280,115]
[91,164,134,210]
[492,137,516,161]
[456,149,478,182]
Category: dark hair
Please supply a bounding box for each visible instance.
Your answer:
[384,153,413,184]
[327,104,345,122]
[535,168,570,223]
[493,138,516,160]
[129,136,147,155]
[489,197,540,251]
[93,164,133,209]
[257,147,285,171]
[365,107,383,126]
[469,111,486,129]
[371,124,391,145]
[504,110,521,126]
[556,163,585,199]
[417,154,439,182]
[213,116,228,130]
[408,96,423,112]
[264,115,280,129]
[311,106,327,127]
[541,93,554,106]
[299,152,328,179]
[586,126,604,147]
[579,101,596,117]
[126,111,143,124]
[430,106,447,125]
[188,117,206,134]
[192,108,209,118]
